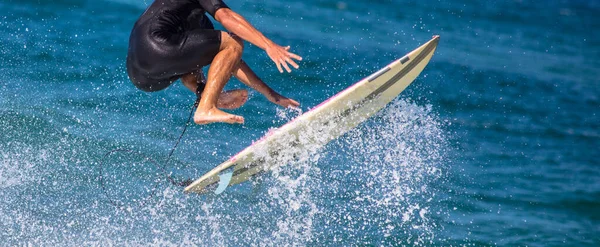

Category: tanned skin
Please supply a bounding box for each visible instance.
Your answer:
[184,8,302,125]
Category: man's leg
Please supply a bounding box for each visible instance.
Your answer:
[232,60,275,97]
[194,32,245,124]
[232,60,300,108]
[181,72,248,109]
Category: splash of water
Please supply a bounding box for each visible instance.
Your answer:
[274,99,446,245]
[0,98,447,246]
[326,99,447,245]
[194,98,448,245]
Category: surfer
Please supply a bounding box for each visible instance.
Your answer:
[126,0,302,124]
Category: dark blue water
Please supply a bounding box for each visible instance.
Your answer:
[1,0,598,246]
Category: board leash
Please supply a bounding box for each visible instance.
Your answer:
[99,97,198,209]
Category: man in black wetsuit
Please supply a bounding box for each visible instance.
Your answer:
[126,0,301,124]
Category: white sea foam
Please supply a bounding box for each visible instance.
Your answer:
[0,99,446,246]
[0,142,47,189]
[0,142,54,245]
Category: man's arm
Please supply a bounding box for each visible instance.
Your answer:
[214,8,302,73]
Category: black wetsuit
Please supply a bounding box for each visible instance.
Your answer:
[126,0,229,92]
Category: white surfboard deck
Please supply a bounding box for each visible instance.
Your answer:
[184,36,440,194]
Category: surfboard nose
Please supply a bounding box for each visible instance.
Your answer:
[431,35,440,46]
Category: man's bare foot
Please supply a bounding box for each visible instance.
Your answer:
[267,92,300,108]
[194,107,244,125]
[217,89,248,109]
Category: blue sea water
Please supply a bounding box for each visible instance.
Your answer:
[1,0,599,246]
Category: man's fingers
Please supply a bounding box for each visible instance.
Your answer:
[287,52,302,61]
[280,59,292,73]
[274,60,283,73]
[269,46,302,72]
[281,46,301,61]
[286,58,299,69]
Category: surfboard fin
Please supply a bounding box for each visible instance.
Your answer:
[214,169,233,195]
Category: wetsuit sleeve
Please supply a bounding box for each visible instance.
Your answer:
[198,0,229,17]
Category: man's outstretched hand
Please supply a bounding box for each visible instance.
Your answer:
[266,44,302,73]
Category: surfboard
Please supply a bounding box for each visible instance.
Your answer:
[184,35,440,194]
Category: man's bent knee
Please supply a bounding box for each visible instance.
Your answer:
[220,32,244,54]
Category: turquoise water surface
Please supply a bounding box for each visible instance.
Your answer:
[1,0,599,246]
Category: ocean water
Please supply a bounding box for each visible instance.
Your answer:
[1,0,599,246]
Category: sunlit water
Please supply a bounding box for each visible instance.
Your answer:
[1,0,599,246]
